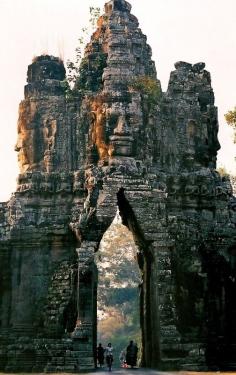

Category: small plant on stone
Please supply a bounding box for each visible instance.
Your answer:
[60,79,75,100]
[66,7,101,88]
[129,75,161,109]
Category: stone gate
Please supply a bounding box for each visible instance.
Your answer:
[0,0,236,371]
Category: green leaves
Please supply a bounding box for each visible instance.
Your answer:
[66,6,101,88]
[225,106,236,143]
[89,7,101,28]
[225,107,236,128]
[75,52,107,92]
[129,75,161,109]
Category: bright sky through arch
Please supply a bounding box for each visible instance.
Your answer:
[0,0,235,201]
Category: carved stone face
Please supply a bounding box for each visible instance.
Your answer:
[15,102,44,173]
[197,119,220,168]
[15,116,31,174]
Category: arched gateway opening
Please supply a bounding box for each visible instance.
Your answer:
[75,188,161,369]
[115,188,158,367]
[203,244,236,369]
[94,188,159,366]
[96,212,142,366]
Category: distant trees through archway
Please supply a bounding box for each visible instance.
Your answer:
[96,212,142,366]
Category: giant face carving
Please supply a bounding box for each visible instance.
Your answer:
[15,102,33,173]
[15,101,44,173]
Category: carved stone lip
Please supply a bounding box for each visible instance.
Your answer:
[109,135,133,141]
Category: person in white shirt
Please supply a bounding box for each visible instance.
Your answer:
[105,343,113,371]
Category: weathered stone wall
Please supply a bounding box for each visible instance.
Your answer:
[231,175,236,196]
[0,0,235,372]
[16,55,78,174]
[159,61,219,172]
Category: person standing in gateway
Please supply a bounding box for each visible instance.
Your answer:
[126,340,138,368]
[97,343,105,368]
[105,343,114,371]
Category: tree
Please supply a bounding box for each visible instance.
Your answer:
[217,166,230,178]
[66,7,101,87]
[225,107,236,143]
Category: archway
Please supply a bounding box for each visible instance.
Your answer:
[96,211,142,367]
[223,245,236,368]
[203,244,236,369]
[74,186,163,369]
[92,187,160,368]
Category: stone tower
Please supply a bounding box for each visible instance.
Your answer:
[0,0,236,371]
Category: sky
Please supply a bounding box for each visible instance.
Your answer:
[0,0,235,201]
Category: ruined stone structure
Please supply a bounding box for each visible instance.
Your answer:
[0,0,236,371]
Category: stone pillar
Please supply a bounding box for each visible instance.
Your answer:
[72,241,98,370]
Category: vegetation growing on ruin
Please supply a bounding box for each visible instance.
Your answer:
[67,7,101,87]
[225,106,236,143]
[62,6,104,98]
[129,76,161,110]
[60,79,74,100]
[74,52,107,92]
[217,166,230,178]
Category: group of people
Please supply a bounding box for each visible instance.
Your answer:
[97,343,114,371]
[97,340,139,371]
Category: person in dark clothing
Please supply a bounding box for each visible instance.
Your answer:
[126,340,138,368]
[97,343,105,367]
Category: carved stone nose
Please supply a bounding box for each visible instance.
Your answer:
[14,138,23,152]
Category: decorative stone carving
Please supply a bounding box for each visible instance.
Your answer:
[229,197,236,226]
[88,102,113,163]
[109,114,134,157]
[15,101,39,173]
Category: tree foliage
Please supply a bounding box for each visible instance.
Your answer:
[75,52,107,92]
[217,166,230,178]
[225,107,236,143]
[225,107,236,128]
[129,76,161,109]
[66,7,101,87]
